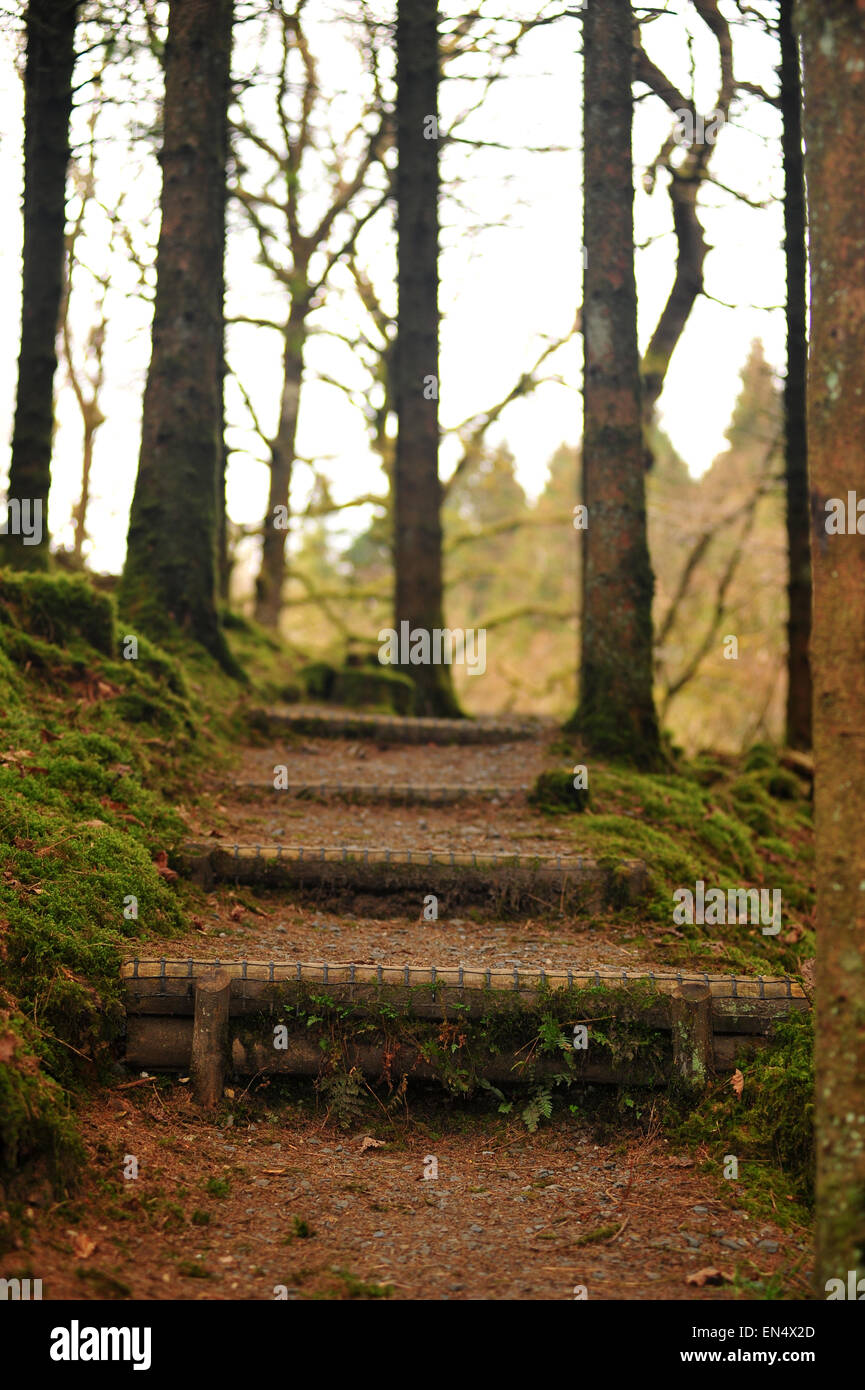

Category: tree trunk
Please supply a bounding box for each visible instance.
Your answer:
[1,0,78,570]
[798,0,865,1295]
[780,0,812,752]
[568,0,661,767]
[72,406,98,565]
[394,0,460,717]
[120,0,238,671]
[254,295,309,628]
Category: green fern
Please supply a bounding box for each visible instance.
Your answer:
[521,1085,553,1133]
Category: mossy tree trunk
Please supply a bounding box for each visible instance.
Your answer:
[798,0,865,1295]
[120,0,237,670]
[567,0,661,767]
[393,0,461,717]
[780,0,812,752]
[1,0,79,571]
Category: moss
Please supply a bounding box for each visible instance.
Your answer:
[332,665,416,715]
[0,572,115,655]
[743,742,777,772]
[533,757,813,974]
[759,768,801,801]
[528,769,590,814]
[300,661,336,700]
[0,574,199,1195]
[663,1012,814,1210]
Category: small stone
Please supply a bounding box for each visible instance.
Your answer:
[373,1231,386,1238]
[757,1240,779,1253]
[691,1205,708,1214]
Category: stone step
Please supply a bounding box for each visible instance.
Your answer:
[176,840,649,914]
[248,705,545,744]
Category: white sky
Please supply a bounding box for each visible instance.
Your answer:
[0,1,785,577]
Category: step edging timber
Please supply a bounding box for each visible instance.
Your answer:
[249,706,545,744]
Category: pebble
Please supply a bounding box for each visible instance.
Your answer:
[691,1205,708,1214]
[757,1240,779,1252]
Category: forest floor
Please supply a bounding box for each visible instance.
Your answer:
[2,710,814,1301]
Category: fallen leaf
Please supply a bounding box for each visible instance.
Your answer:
[731,1068,744,1097]
[686,1267,733,1287]
[39,728,60,744]
[71,1233,97,1259]
[229,904,245,922]
[359,1136,385,1154]
[153,851,178,882]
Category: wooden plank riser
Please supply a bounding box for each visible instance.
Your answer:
[124,1015,764,1080]
[176,843,648,911]
[250,707,542,744]
[123,976,808,1034]
[231,782,529,805]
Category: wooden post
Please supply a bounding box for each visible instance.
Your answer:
[671,983,713,1092]
[191,970,231,1108]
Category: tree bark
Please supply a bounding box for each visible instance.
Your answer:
[568,0,661,767]
[1,0,79,570]
[254,293,310,628]
[780,0,812,751]
[798,0,865,1294]
[120,0,238,671]
[394,0,460,716]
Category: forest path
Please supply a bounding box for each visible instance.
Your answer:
[10,716,811,1302]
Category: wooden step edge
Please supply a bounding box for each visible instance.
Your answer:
[250,707,543,742]
[229,782,530,801]
[119,956,807,1001]
[176,841,644,873]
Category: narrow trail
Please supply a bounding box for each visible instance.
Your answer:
[12,711,813,1301]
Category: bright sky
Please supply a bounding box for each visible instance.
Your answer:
[0,1,785,577]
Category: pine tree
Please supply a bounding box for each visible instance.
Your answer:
[798,0,865,1293]
[119,0,237,670]
[393,0,460,716]
[779,0,811,750]
[1,0,79,569]
[567,0,661,766]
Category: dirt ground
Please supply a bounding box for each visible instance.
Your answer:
[2,725,813,1301]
